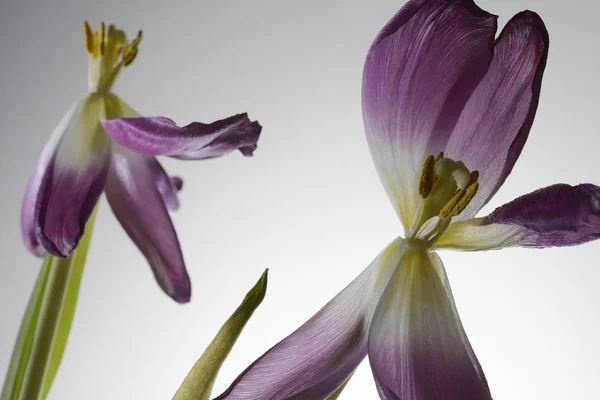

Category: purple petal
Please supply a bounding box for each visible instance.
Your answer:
[215,239,407,400]
[150,159,181,211]
[21,102,81,256]
[102,113,262,160]
[481,183,600,248]
[362,0,496,228]
[34,96,111,257]
[369,250,491,400]
[446,11,549,219]
[104,148,191,303]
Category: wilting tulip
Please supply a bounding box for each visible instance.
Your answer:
[21,22,261,303]
[214,1,600,399]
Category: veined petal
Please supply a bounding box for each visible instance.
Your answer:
[101,113,262,160]
[368,250,491,400]
[35,95,111,257]
[102,96,184,210]
[215,238,407,400]
[362,0,496,229]
[445,11,549,219]
[104,146,191,303]
[437,184,600,250]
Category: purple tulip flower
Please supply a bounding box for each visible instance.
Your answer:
[21,22,261,303]
[215,1,600,399]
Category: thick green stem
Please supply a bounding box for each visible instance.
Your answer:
[1,208,98,400]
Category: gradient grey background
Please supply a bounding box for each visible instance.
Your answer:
[0,0,598,398]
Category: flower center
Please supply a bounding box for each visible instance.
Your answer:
[407,153,479,248]
[83,21,142,94]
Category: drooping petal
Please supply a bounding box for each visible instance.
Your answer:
[215,238,407,400]
[437,184,600,250]
[104,146,191,303]
[368,250,491,400]
[101,113,262,160]
[362,0,497,229]
[35,95,111,257]
[21,102,81,256]
[445,11,549,219]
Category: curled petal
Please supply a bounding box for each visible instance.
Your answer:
[35,95,111,257]
[362,0,496,229]
[102,113,262,160]
[215,238,407,400]
[436,184,600,250]
[445,11,549,219]
[368,250,491,400]
[105,147,191,303]
[151,159,181,211]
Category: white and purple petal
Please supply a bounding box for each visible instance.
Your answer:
[368,250,491,400]
[34,95,111,257]
[21,101,80,256]
[102,113,261,160]
[445,11,549,219]
[362,0,497,228]
[104,146,191,303]
[437,184,600,250]
[215,238,407,400]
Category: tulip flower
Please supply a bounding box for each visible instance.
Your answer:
[214,1,599,399]
[20,22,262,303]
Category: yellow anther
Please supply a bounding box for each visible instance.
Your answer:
[83,21,96,56]
[418,155,436,199]
[98,21,106,55]
[450,182,479,217]
[122,30,142,67]
[439,189,465,219]
[435,151,444,162]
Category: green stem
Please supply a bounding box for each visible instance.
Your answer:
[1,207,98,400]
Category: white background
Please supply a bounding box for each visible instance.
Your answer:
[0,0,598,398]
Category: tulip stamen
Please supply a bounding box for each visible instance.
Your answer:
[82,21,143,93]
[409,155,480,246]
[418,155,435,199]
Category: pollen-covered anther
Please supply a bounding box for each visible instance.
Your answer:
[439,189,466,219]
[98,21,106,55]
[435,151,444,162]
[122,30,142,67]
[450,181,479,217]
[418,155,436,199]
[83,21,97,57]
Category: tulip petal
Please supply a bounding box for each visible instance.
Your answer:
[437,183,600,250]
[368,250,491,400]
[102,113,262,160]
[362,0,496,229]
[150,159,181,211]
[22,102,81,257]
[445,11,549,219]
[215,238,407,400]
[34,95,111,257]
[104,146,191,303]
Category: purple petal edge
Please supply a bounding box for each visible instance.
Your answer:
[102,113,262,160]
[482,183,600,247]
